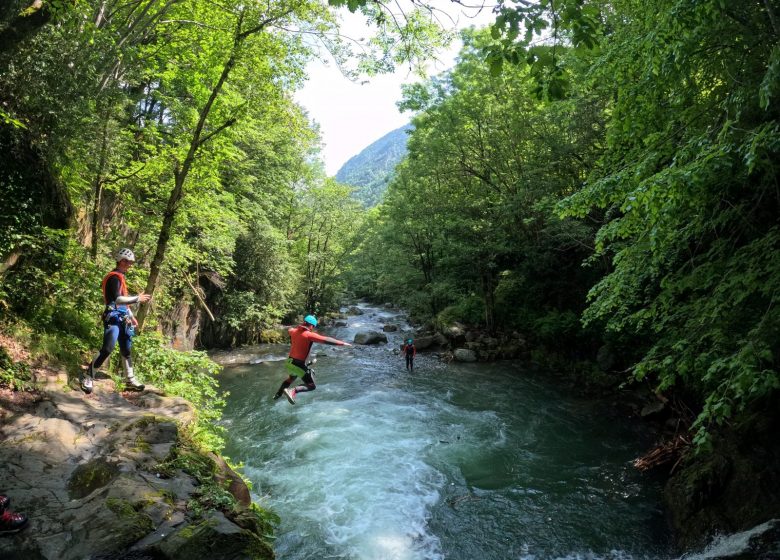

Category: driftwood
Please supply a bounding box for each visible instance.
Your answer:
[632,434,691,472]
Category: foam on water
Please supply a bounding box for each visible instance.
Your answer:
[218,305,680,560]
[259,386,447,559]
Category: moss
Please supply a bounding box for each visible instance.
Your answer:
[132,435,152,453]
[157,489,176,506]
[156,515,274,560]
[106,497,155,541]
[67,458,120,500]
[124,414,165,431]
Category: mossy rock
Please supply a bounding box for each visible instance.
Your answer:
[106,497,155,542]
[153,511,274,560]
[67,457,120,499]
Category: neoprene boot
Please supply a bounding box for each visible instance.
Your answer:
[122,356,145,391]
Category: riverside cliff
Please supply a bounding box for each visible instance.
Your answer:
[0,347,273,560]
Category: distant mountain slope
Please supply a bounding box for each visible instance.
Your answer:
[335,124,411,207]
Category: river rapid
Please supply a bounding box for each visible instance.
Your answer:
[215,304,674,560]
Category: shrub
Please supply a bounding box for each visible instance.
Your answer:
[133,332,226,451]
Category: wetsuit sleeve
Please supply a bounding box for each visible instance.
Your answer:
[303,330,347,346]
[105,276,139,306]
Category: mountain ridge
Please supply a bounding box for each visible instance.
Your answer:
[335,124,411,207]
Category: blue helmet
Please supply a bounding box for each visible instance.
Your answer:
[304,315,318,327]
[407,339,413,344]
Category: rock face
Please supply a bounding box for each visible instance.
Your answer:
[664,403,780,549]
[353,331,388,345]
[0,375,272,560]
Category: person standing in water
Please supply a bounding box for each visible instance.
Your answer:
[81,248,151,394]
[401,338,416,372]
[273,315,351,404]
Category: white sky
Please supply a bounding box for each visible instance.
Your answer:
[295,5,495,176]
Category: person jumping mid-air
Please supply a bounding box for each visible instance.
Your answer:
[81,248,151,394]
[273,315,351,404]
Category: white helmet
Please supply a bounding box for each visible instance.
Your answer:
[116,248,136,263]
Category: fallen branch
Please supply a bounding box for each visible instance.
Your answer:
[184,275,215,322]
[632,434,691,472]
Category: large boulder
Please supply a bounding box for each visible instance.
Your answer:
[354,331,388,345]
[445,323,467,345]
[454,348,478,362]
[382,324,398,332]
[414,333,449,351]
[346,306,363,316]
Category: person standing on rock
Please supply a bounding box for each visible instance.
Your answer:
[81,248,151,394]
[273,315,351,404]
[402,338,416,372]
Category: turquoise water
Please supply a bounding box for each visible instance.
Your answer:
[217,305,672,560]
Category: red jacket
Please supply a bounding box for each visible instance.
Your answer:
[288,325,346,361]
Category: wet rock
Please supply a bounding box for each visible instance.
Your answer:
[382,324,398,332]
[596,344,617,371]
[346,306,363,316]
[209,452,252,508]
[454,348,478,362]
[354,331,388,345]
[444,323,466,345]
[641,400,667,418]
[152,511,273,560]
[415,336,435,350]
[67,458,120,499]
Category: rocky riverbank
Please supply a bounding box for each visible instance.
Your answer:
[0,346,272,560]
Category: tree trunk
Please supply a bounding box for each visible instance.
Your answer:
[135,46,239,328]
[90,105,112,259]
[135,168,185,327]
[481,269,496,333]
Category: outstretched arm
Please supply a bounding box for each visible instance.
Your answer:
[304,330,352,347]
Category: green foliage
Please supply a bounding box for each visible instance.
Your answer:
[558,0,780,440]
[133,333,226,451]
[0,346,33,391]
[353,27,603,347]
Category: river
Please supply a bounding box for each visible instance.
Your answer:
[215,304,673,560]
